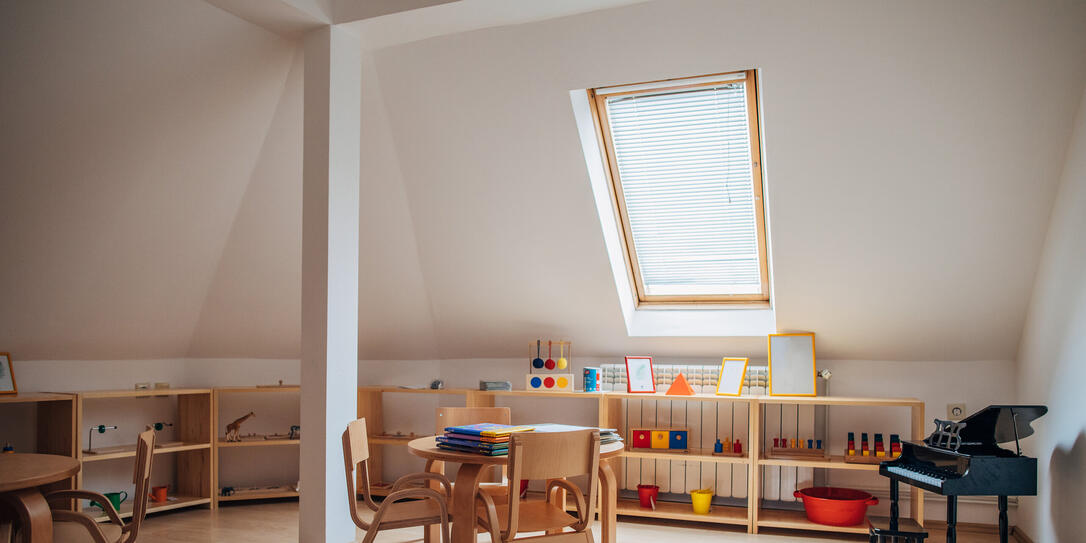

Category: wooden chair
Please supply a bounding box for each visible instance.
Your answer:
[343,418,452,543]
[426,407,512,493]
[477,430,600,543]
[45,428,155,543]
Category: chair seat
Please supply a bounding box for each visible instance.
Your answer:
[53,520,123,543]
[476,500,578,534]
[380,496,446,526]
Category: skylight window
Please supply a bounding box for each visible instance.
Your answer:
[589,70,769,305]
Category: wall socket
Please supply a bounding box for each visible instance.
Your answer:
[947,403,966,420]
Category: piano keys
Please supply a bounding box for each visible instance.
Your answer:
[877,405,1047,543]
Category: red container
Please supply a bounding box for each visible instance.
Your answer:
[793,487,878,526]
[637,484,658,509]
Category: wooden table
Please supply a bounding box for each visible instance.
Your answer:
[408,436,623,543]
[0,454,81,543]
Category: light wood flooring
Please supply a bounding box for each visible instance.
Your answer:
[135,501,997,542]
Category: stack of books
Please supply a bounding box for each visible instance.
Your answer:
[436,423,534,456]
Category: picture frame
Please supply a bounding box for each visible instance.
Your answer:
[624,356,656,393]
[0,352,16,395]
[768,333,817,396]
[715,357,749,396]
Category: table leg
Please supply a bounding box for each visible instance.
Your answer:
[0,489,53,543]
[598,461,617,543]
[451,463,484,543]
[998,495,1008,543]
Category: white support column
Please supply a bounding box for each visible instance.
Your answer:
[300,25,361,543]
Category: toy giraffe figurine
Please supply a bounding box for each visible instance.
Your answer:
[225,412,255,442]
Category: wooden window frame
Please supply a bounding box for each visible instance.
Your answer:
[587,70,770,306]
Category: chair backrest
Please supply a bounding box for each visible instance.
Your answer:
[342,418,376,529]
[125,428,155,540]
[503,430,600,536]
[436,407,510,482]
[435,407,511,433]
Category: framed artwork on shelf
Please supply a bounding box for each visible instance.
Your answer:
[0,352,16,394]
[768,332,817,396]
[715,358,748,396]
[624,356,656,393]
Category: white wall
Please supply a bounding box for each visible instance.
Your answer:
[1015,87,1086,542]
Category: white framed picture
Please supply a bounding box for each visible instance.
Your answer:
[768,333,816,396]
[624,356,656,393]
[0,352,16,395]
[715,358,749,396]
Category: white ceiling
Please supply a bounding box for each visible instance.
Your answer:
[2,0,1085,361]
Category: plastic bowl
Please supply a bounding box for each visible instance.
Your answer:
[793,486,878,527]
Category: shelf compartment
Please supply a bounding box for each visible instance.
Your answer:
[217,438,299,448]
[757,455,881,471]
[756,508,923,534]
[615,498,747,525]
[622,448,748,465]
[90,495,210,522]
[82,442,211,462]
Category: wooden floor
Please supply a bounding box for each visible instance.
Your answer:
[135,501,995,542]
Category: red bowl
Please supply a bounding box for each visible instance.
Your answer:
[793,487,878,527]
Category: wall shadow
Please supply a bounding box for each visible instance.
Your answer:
[1050,431,1086,542]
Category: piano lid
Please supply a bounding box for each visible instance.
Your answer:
[958,405,1047,445]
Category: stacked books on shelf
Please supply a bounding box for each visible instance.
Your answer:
[437,423,535,456]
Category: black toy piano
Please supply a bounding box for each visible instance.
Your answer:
[877,405,1047,543]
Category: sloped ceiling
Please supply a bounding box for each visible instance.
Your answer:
[2,0,1086,361]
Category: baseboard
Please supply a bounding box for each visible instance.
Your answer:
[1011,526,1035,543]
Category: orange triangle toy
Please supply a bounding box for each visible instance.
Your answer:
[666,373,696,396]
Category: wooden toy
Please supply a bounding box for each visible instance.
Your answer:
[843,431,902,464]
[711,437,744,457]
[150,421,173,431]
[665,373,696,396]
[765,434,826,460]
[526,374,573,391]
[225,412,255,442]
[84,424,118,453]
[528,340,573,391]
[629,427,689,452]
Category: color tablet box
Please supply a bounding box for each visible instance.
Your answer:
[525,373,574,391]
[630,427,688,451]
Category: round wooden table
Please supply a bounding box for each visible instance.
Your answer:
[408,436,623,543]
[0,454,81,543]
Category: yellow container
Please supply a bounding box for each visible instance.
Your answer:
[651,431,669,449]
[690,488,713,514]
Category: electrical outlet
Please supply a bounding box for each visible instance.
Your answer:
[947,403,966,420]
[135,382,150,390]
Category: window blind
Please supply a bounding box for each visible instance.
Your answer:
[604,82,763,297]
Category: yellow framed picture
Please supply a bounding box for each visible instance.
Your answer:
[0,352,16,395]
[715,358,748,396]
[768,333,816,397]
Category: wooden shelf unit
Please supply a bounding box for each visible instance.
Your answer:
[74,389,214,517]
[212,386,300,506]
[356,386,925,535]
[0,392,78,496]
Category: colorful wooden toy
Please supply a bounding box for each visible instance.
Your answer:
[526,374,573,391]
[844,431,898,464]
[665,373,696,396]
[630,427,689,452]
[556,342,568,370]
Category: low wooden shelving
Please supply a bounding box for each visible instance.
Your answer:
[357,385,926,535]
[213,385,301,506]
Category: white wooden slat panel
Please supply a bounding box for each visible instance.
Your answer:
[670,401,687,494]
[797,404,816,491]
[731,403,747,498]
[762,404,781,501]
[780,404,798,502]
[656,399,671,493]
[625,398,641,491]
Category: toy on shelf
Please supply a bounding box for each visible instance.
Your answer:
[149,422,173,432]
[2,443,13,453]
[582,367,601,392]
[526,339,573,391]
[766,435,825,460]
[289,425,300,440]
[665,373,696,396]
[843,431,901,464]
[630,427,688,452]
[225,412,255,442]
[84,424,118,453]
